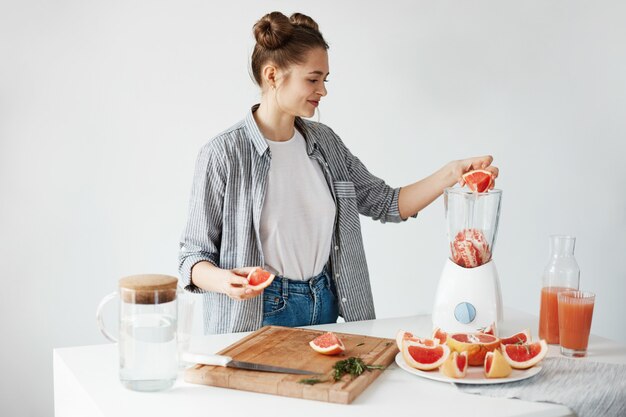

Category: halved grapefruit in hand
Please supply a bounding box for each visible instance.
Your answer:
[402,340,450,371]
[395,330,440,351]
[484,349,512,378]
[462,169,494,193]
[309,332,345,356]
[439,351,468,378]
[246,267,275,291]
[501,340,548,369]
[446,332,501,366]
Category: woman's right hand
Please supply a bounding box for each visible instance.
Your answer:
[190,261,265,300]
[222,267,265,301]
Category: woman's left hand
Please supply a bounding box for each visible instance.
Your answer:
[451,155,499,189]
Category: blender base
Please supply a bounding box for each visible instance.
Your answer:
[432,258,503,335]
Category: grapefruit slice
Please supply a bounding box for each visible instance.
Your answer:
[440,351,468,378]
[447,333,501,366]
[309,332,345,355]
[462,169,494,193]
[246,267,275,291]
[500,329,531,346]
[484,349,512,378]
[395,330,439,351]
[402,340,450,371]
[501,340,548,369]
[432,327,448,344]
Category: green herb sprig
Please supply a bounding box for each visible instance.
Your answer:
[331,357,386,381]
[298,357,386,385]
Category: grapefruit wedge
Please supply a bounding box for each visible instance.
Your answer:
[462,169,494,193]
[502,340,548,369]
[246,267,275,291]
[402,340,450,371]
[440,351,468,378]
[432,327,448,344]
[396,330,439,351]
[500,329,531,346]
[309,332,345,356]
[484,349,512,378]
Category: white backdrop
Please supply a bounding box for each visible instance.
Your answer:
[1,1,625,416]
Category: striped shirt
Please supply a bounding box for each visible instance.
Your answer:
[178,104,417,334]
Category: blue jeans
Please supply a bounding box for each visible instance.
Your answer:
[261,268,339,327]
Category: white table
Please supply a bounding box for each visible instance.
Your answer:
[53,308,626,417]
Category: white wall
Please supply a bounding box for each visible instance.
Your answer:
[1,1,625,415]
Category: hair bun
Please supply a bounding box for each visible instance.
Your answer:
[253,11,294,50]
[289,13,320,31]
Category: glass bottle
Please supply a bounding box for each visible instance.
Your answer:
[538,235,580,344]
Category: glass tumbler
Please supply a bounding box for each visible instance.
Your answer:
[558,291,595,358]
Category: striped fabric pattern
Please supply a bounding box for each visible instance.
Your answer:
[178,104,417,334]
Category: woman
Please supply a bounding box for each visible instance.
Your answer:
[179,11,498,334]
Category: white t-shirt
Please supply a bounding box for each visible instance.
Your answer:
[260,129,336,280]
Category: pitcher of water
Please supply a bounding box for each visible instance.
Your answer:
[96,274,179,391]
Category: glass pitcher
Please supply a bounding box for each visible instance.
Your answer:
[96,274,179,391]
[538,235,580,344]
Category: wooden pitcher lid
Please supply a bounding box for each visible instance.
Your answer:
[119,274,178,304]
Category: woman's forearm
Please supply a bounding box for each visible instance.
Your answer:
[398,162,457,219]
[398,155,497,219]
[191,261,228,293]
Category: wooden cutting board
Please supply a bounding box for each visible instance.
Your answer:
[184,325,398,404]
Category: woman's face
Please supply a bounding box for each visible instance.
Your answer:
[274,48,329,118]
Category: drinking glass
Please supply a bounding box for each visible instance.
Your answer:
[558,291,595,357]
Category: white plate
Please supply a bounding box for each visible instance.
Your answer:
[395,352,542,385]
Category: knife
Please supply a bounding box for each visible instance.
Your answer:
[182,352,320,375]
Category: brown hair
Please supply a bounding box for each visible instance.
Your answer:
[251,12,328,87]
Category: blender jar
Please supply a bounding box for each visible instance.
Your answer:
[444,188,502,268]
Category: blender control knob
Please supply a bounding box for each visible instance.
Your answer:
[454,302,476,324]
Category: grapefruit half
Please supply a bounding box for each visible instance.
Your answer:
[447,332,501,366]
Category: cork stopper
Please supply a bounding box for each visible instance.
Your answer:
[119,274,178,304]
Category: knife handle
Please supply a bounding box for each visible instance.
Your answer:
[182,352,233,367]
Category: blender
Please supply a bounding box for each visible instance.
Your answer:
[432,188,503,335]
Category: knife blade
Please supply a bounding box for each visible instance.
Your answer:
[182,352,319,375]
